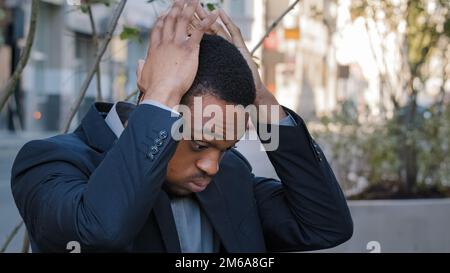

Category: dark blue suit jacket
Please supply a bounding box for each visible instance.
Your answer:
[11,103,353,252]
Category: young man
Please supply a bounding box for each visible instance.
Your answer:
[11,0,352,252]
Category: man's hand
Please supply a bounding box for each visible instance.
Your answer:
[194,6,287,121]
[137,0,219,108]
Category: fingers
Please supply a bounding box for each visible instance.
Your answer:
[136,59,146,93]
[189,9,219,45]
[195,2,208,19]
[195,4,231,41]
[136,59,145,81]
[189,17,214,36]
[149,15,164,50]
[218,8,246,48]
[174,0,198,42]
[151,0,220,48]
[162,0,184,42]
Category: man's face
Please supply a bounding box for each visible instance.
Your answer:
[165,95,249,196]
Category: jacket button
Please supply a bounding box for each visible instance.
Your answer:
[159,130,168,140]
[150,145,159,155]
[155,138,163,147]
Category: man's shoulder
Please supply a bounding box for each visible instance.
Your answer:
[20,132,88,155]
[12,132,92,175]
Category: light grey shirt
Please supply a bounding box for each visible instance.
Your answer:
[104,100,296,253]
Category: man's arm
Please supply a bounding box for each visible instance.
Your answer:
[214,10,352,251]
[253,107,353,252]
[12,105,180,251]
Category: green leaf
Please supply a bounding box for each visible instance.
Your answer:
[120,26,141,42]
[206,3,215,11]
[80,5,89,13]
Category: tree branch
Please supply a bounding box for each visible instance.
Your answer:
[21,230,29,253]
[0,222,23,253]
[87,4,103,102]
[0,0,39,111]
[250,0,300,55]
[125,89,139,102]
[63,0,127,133]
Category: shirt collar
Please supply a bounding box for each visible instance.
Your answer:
[105,102,126,138]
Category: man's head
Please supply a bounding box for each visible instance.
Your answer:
[162,34,256,196]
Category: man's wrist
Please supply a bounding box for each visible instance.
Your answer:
[142,89,181,109]
[255,89,287,122]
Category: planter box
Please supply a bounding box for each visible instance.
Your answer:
[236,140,450,253]
[319,198,450,253]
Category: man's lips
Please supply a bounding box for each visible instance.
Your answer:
[188,179,211,192]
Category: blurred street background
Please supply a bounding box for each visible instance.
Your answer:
[0,0,449,252]
[0,132,50,252]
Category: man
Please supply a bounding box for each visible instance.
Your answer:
[11,0,352,253]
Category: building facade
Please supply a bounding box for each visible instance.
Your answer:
[0,0,263,132]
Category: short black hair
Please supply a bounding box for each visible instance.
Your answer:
[139,34,256,106]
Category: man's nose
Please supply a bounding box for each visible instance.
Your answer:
[196,157,220,177]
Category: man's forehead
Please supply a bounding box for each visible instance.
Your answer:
[178,95,250,141]
[184,96,248,114]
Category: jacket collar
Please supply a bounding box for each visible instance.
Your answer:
[195,181,241,252]
[77,102,118,153]
[153,181,241,253]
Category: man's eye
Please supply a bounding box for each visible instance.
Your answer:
[193,142,209,151]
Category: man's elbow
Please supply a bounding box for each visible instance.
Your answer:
[314,218,353,250]
[77,225,133,251]
[330,212,354,247]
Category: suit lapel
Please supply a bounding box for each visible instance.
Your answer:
[195,180,241,253]
[77,103,117,153]
[153,191,182,253]
[154,182,242,253]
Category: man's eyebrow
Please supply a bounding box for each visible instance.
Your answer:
[193,139,237,152]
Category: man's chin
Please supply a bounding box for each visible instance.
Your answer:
[163,181,210,197]
[163,183,194,197]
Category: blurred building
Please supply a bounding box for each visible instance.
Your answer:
[261,0,374,121]
[0,0,168,132]
[2,0,413,132]
[0,0,266,133]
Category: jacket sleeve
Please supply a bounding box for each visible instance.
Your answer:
[11,104,181,252]
[253,107,353,252]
